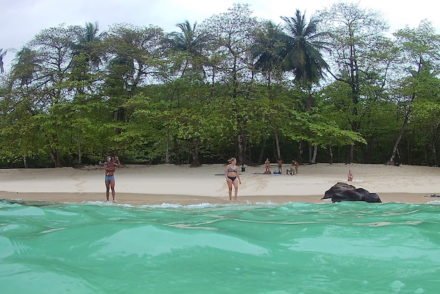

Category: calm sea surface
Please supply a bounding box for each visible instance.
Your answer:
[1,200,439,293]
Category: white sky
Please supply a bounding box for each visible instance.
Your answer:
[1,0,439,70]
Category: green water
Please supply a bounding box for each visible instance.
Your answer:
[1,200,439,294]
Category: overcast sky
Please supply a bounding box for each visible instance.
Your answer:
[1,0,439,70]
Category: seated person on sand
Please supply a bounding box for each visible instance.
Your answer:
[286,160,299,175]
[286,167,293,175]
[274,159,283,174]
[264,158,271,174]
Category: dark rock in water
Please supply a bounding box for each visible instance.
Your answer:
[323,182,355,199]
[323,182,382,203]
[364,193,381,203]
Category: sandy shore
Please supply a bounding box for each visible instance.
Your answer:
[1,163,439,205]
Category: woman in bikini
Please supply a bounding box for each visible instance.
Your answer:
[225,157,242,200]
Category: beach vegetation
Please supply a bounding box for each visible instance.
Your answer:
[0,3,438,167]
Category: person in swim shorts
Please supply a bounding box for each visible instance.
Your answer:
[104,155,120,202]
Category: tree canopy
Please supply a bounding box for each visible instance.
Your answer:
[0,3,438,168]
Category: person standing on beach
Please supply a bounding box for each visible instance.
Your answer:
[225,157,242,200]
[287,160,299,175]
[347,169,353,182]
[276,159,283,174]
[264,158,271,174]
[293,160,299,174]
[104,155,120,202]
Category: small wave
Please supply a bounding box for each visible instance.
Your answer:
[40,227,65,234]
[137,202,220,209]
[356,220,424,227]
[79,201,135,208]
[80,200,115,206]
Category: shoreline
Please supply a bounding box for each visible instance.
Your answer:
[1,191,438,205]
[1,163,439,205]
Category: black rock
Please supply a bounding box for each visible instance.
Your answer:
[323,182,382,203]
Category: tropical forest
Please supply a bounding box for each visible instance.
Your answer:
[0,3,439,168]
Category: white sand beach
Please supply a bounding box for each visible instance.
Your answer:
[1,163,439,204]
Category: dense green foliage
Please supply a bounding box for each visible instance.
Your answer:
[0,3,439,167]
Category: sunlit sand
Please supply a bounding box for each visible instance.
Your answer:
[1,163,439,204]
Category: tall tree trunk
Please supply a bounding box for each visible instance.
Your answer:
[23,156,28,168]
[180,59,189,78]
[298,142,303,163]
[329,146,333,164]
[308,144,312,163]
[245,66,255,99]
[232,56,238,98]
[274,131,281,160]
[190,138,201,167]
[306,92,313,110]
[236,105,247,164]
[389,105,413,164]
[311,145,318,164]
[424,146,429,165]
[165,143,170,164]
[243,133,248,164]
[238,134,244,164]
[389,57,423,164]
[210,67,216,98]
[50,150,61,167]
[258,138,267,164]
[432,123,439,166]
[432,138,437,166]
[77,142,82,165]
[267,72,272,99]
[165,132,170,164]
[347,31,360,164]
[349,144,354,164]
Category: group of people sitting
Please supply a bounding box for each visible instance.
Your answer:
[264,158,299,175]
[224,157,300,201]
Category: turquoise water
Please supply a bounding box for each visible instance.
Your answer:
[1,201,439,294]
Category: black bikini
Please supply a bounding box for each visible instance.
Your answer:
[227,166,237,182]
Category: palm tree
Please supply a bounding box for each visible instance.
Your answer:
[12,47,40,86]
[281,10,330,163]
[0,48,7,74]
[70,22,106,94]
[251,21,285,92]
[251,21,287,161]
[167,20,209,78]
[281,10,330,89]
[74,22,105,69]
[166,21,211,166]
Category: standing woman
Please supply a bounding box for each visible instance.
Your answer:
[225,157,242,200]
